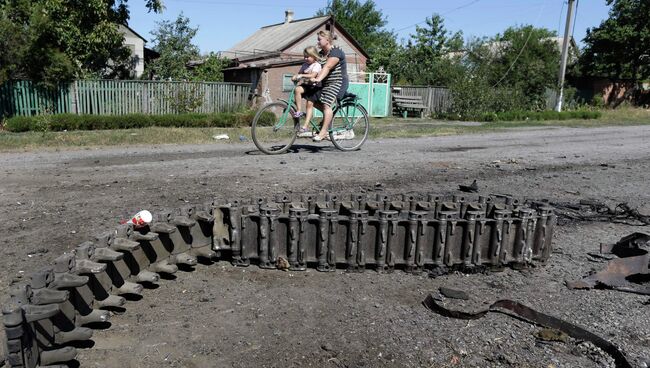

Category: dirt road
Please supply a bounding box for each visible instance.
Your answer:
[1,125,650,367]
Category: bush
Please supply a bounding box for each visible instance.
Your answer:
[436,109,602,122]
[4,111,258,132]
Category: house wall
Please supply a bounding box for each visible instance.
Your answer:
[224,20,371,106]
[570,77,650,106]
[266,65,300,104]
[119,25,145,78]
[285,24,367,79]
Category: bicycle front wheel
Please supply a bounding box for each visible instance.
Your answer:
[251,101,298,154]
[329,102,369,151]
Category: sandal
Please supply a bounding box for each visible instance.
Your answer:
[312,134,329,142]
[292,111,306,118]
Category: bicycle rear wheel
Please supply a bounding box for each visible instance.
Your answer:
[251,101,298,154]
[329,102,369,151]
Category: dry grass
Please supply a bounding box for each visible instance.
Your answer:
[0,127,251,151]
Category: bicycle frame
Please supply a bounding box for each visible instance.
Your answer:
[278,83,361,134]
[251,82,369,154]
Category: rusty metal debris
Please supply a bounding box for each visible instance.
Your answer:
[458,180,479,193]
[423,294,633,368]
[551,200,650,226]
[2,191,556,368]
[567,232,650,295]
[214,192,556,272]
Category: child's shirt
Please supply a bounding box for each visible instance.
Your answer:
[299,61,322,76]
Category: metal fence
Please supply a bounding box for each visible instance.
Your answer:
[391,85,452,115]
[0,80,251,118]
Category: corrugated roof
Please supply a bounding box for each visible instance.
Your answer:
[226,16,328,59]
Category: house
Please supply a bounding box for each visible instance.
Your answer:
[118,24,159,78]
[222,10,369,105]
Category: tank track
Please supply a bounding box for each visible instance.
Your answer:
[2,191,556,367]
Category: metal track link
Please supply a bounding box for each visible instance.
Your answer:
[2,191,555,367]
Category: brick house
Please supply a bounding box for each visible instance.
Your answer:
[222,10,369,105]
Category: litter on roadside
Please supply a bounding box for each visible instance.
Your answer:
[213,134,230,140]
[120,209,153,228]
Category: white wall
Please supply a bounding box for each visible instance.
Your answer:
[118,25,145,78]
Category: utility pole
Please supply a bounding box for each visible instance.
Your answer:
[555,0,576,112]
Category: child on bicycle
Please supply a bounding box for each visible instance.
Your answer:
[291,46,322,135]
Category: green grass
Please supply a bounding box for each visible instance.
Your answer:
[1,107,649,151]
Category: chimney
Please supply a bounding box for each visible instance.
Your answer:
[285,9,294,24]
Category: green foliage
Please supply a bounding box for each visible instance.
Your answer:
[5,111,258,132]
[437,109,601,122]
[144,0,165,13]
[0,0,162,88]
[316,0,395,63]
[591,93,606,108]
[365,36,400,73]
[579,0,650,82]
[190,53,230,82]
[398,14,464,86]
[443,25,561,115]
[32,113,52,132]
[447,75,529,118]
[165,84,204,113]
[145,13,200,80]
[494,26,559,105]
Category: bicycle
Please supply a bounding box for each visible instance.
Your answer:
[251,81,370,154]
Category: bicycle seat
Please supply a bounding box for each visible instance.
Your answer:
[337,92,356,102]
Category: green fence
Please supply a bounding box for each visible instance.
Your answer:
[312,72,392,118]
[0,80,251,118]
[0,81,71,118]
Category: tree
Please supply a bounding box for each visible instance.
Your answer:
[315,0,396,68]
[145,13,200,80]
[579,0,650,104]
[457,25,559,110]
[487,26,559,105]
[0,0,164,87]
[190,53,230,82]
[400,14,464,86]
[365,36,402,75]
[444,26,561,115]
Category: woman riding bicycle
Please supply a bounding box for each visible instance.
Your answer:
[305,30,349,142]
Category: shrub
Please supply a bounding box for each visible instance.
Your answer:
[4,110,258,132]
[436,109,601,122]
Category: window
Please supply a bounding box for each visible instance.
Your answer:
[282,74,294,92]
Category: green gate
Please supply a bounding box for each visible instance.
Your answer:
[314,72,391,118]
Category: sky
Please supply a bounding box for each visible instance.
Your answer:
[126,0,612,55]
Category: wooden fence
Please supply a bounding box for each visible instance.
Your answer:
[0,80,251,118]
[391,85,452,115]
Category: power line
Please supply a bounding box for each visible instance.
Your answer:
[557,0,565,37]
[491,1,548,88]
[169,0,313,8]
[394,0,482,33]
[571,0,580,40]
